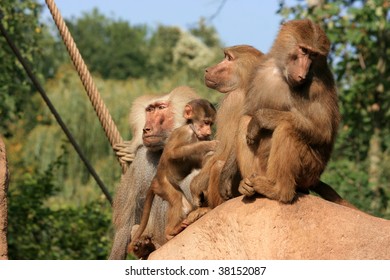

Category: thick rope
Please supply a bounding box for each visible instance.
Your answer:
[45,0,127,173]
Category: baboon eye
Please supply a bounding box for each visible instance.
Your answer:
[301,47,308,55]
[291,54,298,61]
[225,53,233,61]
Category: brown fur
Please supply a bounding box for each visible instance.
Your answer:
[237,19,345,204]
[190,45,265,209]
[128,100,217,259]
[109,86,200,260]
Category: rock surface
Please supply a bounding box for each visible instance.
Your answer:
[0,137,8,260]
[149,195,390,260]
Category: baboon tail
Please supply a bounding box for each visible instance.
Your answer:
[311,181,358,210]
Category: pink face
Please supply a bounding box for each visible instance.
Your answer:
[142,101,174,150]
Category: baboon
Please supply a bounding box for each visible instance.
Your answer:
[128,99,217,259]
[109,86,200,260]
[190,45,264,209]
[235,19,351,205]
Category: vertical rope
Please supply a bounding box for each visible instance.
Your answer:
[45,0,127,173]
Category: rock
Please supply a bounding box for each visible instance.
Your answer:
[149,195,390,260]
[0,137,9,260]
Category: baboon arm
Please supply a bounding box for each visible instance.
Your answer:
[253,105,333,145]
[218,145,239,200]
[169,141,214,160]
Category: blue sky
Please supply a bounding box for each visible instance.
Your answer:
[39,0,285,52]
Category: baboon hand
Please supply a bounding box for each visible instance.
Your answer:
[114,141,135,163]
[238,176,257,197]
[206,140,219,152]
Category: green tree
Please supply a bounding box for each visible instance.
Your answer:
[0,0,43,136]
[146,25,182,79]
[66,8,149,79]
[189,18,222,48]
[146,23,222,89]
[62,9,223,85]
[7,153,112,259]
[279,0,390,217]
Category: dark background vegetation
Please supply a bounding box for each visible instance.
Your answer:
[1,0,389,259]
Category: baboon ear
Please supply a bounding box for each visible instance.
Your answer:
[184,104,193,120]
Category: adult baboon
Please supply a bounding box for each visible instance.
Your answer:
[129,99,217,259]
[109,86,200,260]
[234,20,350,205]
[190,45,264,209]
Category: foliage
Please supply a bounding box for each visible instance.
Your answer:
[65,10,223,82]
[0,0,40,136]
[146,25,182,80]
[66,9,149,79]
[189,18,222,48]
[7,153,112,260]
[173,31,216,72]
[279,0,390,218]
[144,24,222,82]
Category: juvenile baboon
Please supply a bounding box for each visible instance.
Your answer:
[109,86,200,260]
[128,99,217,259]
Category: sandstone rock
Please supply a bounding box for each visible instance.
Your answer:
[0,137,9,260]
[149,195,390,260]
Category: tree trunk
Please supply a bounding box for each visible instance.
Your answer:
[368,127,382,210]
[0,136,9,260]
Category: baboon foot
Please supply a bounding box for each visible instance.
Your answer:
[166,208,210,240]
[166,223,188,241]
[183,207,210,226]
[129,235,156,260]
